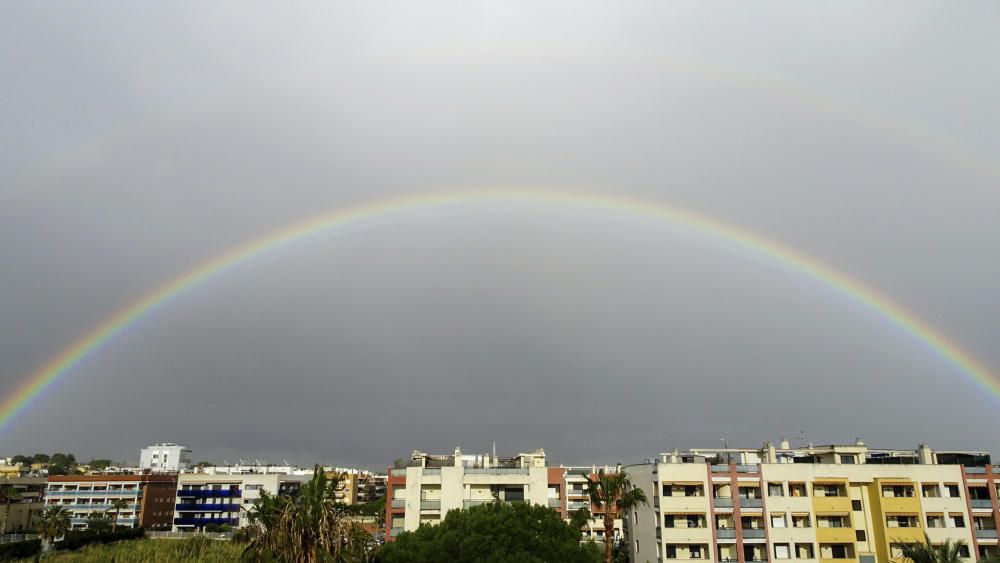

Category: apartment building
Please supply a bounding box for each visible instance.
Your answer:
[46,474,177,530]
[385,448,558,539]
[139,443,192,472]
[383,448,624,542]
[173,473,310,531]
[625,440,998,563]
[0,475,46,533]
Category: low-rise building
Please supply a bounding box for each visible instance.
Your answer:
[173,473,310,531]
[46,474,178,530]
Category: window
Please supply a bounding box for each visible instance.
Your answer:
[852,500,862,511]
[662,484,672,497]
[946,484,961,498]
[891,544,906,559]
[771,514,787,528]
[815,484,845,497]
[882,485,915,498]
[886,515,919,528]
[856,530,866,541]
[789,483,807,497]
[664,515,675,528]
[922,484,941,498]
[840,455,856,464]
[684,485,703,497]
[959,546,970,557]
[690,545,702,559]
[818,515,850,528]
[774,544,790,559]
[927,514,945,528]
[948,513,965,528]
[768,482,784,497]
[795,544,814,559]
[665,545,677,559]
[792,514,812,528]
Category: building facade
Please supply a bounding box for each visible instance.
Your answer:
[625,441,1000,563]
[46,474,178,530]
[0,476,46,533]
[384,448,624,542]
[173,473,310,531]
[139,443,192,472]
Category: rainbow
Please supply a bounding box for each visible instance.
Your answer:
[2,189,996,433]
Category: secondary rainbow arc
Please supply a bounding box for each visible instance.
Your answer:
[2,189,996,434]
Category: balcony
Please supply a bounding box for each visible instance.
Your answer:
[464,468,530,475]
[548,498,562,508]
[972,499,995,509]
[977,529,999,539]
[420,501,440,511]
[714,498,734,509]
[739,498,763,509]
[174,517,239,526]
[464,500,494,509]
[742,529,766,539]
[716,529,737,540]
[176,503,240,512]
[390,528,403,538]
[711,464,730,473]
[422,468,441,475]
[568,501,590,511]
[966,467,988,474]
[735,465,759,473]
[391,499,406,509]
[390,469,407,476]
[177,490,241,499]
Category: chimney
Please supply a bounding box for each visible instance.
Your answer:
[779,437,790,449]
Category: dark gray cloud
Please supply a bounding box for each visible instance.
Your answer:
[2,2,999,468]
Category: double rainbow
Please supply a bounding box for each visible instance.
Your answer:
[1,189,995,433]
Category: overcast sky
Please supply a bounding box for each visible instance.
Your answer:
[2,2,999,469]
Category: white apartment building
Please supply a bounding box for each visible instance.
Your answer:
[386,448,555,537]
[172,472,310,531]
[139,443,192,471]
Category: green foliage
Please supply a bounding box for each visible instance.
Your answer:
[83,514,112,533]
[86,459,113,470]
[14,537,243,562]
[0,538,41,561]
[378,502,603,563]
[38,506,71,544]
[242,465,372,562]
[55,528,143,551]
[897,533,966,563]
[586,469,648,563]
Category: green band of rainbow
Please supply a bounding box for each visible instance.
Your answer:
[2,189,995,432]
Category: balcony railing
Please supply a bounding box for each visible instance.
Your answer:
[976,529,998,539]
[740,498,764,508]
[714,498,734,508]
[175,503,241,512]
[390,469,407,476]
[391,499,405,509]
[464,500,492,509]
[711,464,730,473]
[716,529,737,539]
[966,467,988,474]
[743,529,766,539]
[971,499,995,509]
[420,501,440,511]
[422,468,441,475]
[735,465,759,473]
[464,468,530,475]
[177,490,241,499]
[548,498,562,508]
[46,490,141,497]
[390,528,403,537]
[568,501,590,510]
[58,504,114,511]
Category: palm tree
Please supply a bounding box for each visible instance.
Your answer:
[0,485,22,535]
[898,533,965,563]
[109,498,129,532]
[38,505,71,550]
[243,465,369,562]
[586,468,648,563]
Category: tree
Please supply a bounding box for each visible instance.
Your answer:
[31,454,50,464]
[243,465,369,562]
[378,502,602,563]
[87,459,114,471]
[85,513,113,533]
[0,485,21,534]
[38,506,71,549]
[898,533,965,563]
[109,498,129,532]
[586,469,648,563]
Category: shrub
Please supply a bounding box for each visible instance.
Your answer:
[0,538,41,561]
